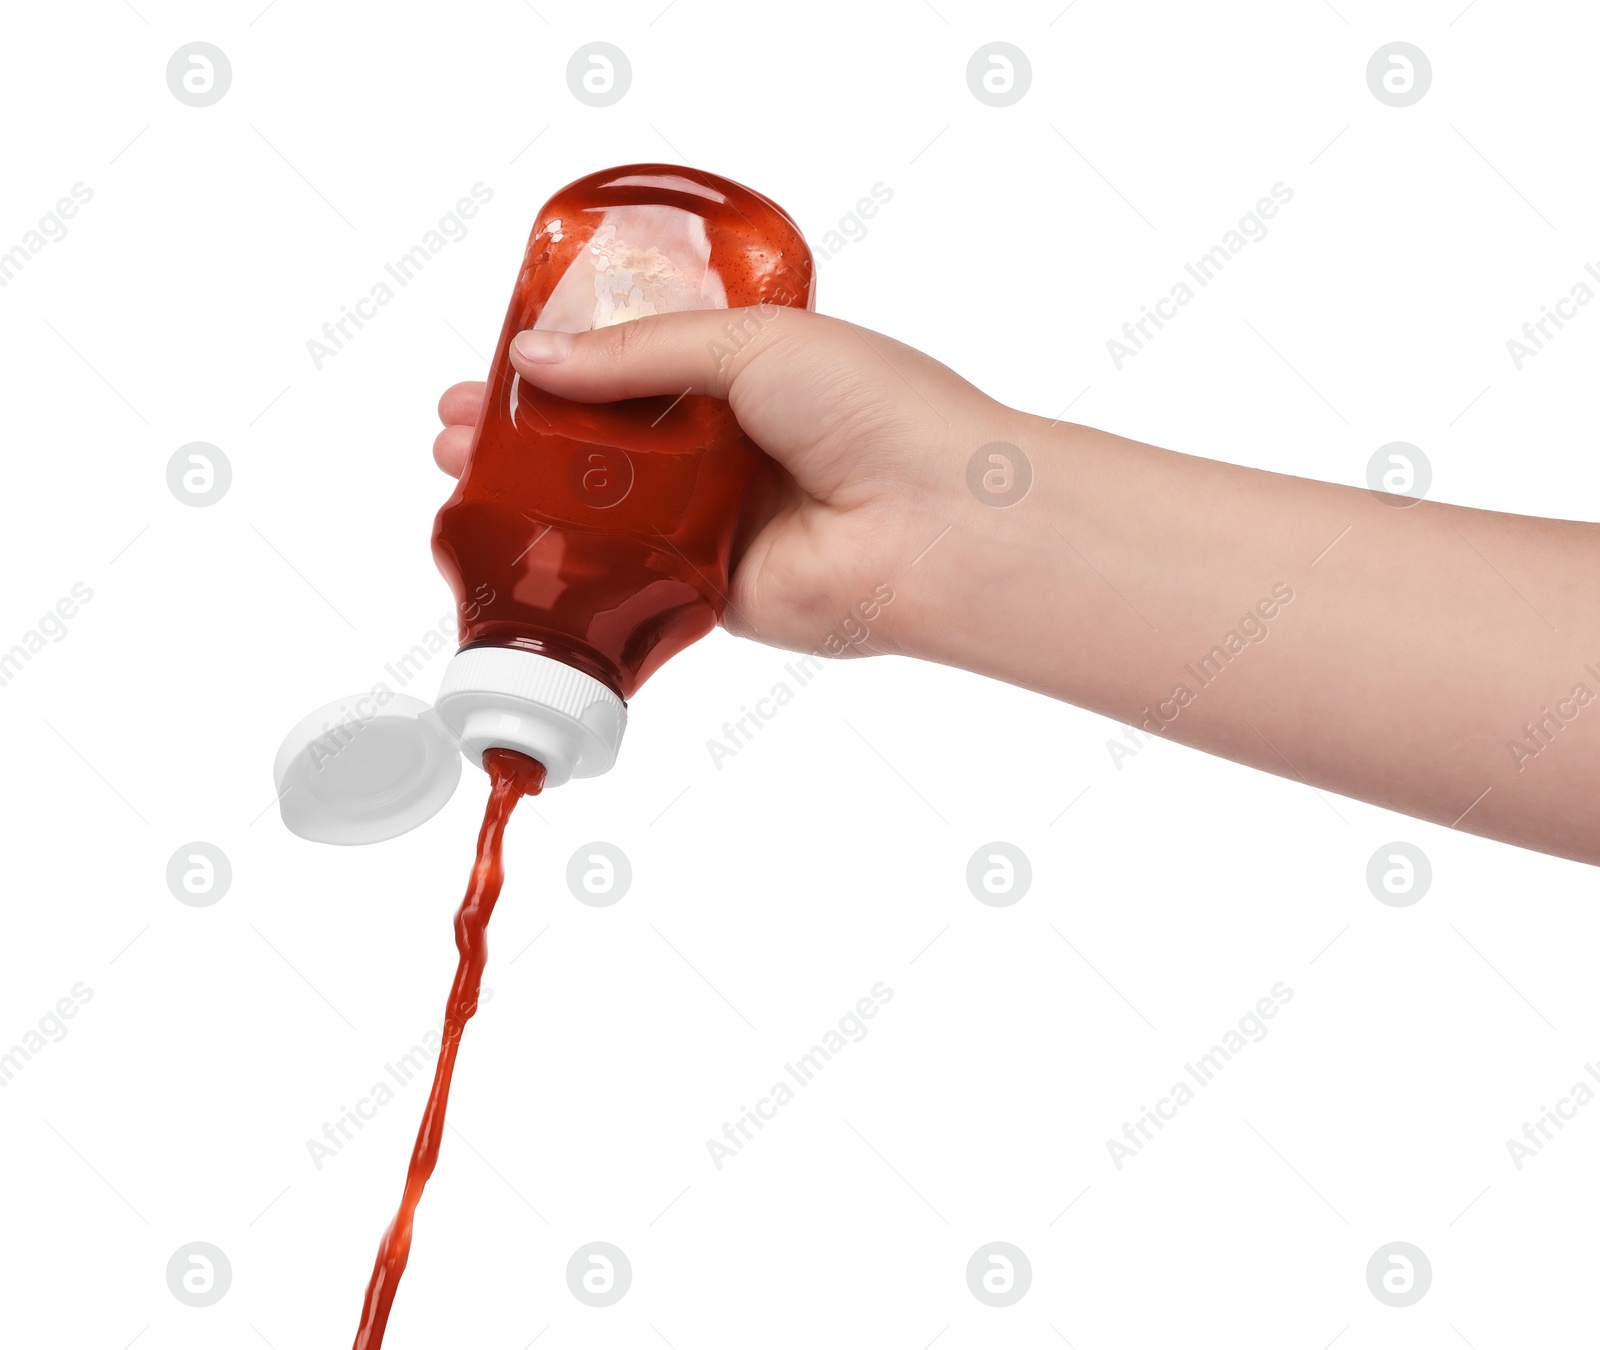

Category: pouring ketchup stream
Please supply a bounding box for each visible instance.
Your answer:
[349,748,546,1350]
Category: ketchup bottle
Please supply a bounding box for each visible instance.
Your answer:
[273,165,816,843]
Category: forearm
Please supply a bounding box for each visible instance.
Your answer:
[496,304,1599,862]
[897,411,1600,864]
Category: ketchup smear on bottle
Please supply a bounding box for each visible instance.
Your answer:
[349,748,546,1350]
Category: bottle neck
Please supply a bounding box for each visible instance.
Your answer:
[459,633,626,703]
[434,646,627,788]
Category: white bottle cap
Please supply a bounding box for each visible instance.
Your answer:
[273,648,627,845]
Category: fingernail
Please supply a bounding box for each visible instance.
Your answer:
[512,330,573,363]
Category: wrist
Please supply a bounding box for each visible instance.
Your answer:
[881,401,1078,671]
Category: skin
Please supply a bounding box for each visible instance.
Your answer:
[434,308,1600,866]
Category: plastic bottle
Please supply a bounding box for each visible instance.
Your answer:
[273,165,816,843]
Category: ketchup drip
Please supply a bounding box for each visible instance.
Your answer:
[349,747,547,1350]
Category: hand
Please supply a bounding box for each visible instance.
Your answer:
[434,308,1013,658]
[432,308,1600,863]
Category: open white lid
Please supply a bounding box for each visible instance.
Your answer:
[273,694,462,845]
[273,648,627,845]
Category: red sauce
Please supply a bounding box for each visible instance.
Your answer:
[431,163,817,701]
[348,167,814,1347]
[348,748,546,1350]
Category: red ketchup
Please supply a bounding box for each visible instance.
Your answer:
[432,164,816,751]
[350,749,545,1350]
[329,166,817,1350]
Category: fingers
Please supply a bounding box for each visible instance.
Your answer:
[435,382,485,476]
[507,306,818,404]
[437,381,486,427]
[433,424,473,477]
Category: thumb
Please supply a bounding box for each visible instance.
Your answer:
[506,305,816,404]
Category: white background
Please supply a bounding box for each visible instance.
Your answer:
[2,1,1597,1347]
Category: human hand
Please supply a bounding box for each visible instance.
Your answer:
[431,301,1600,864]
[434,308,1015,659]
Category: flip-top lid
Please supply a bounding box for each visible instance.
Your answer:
[273,694,462,845]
